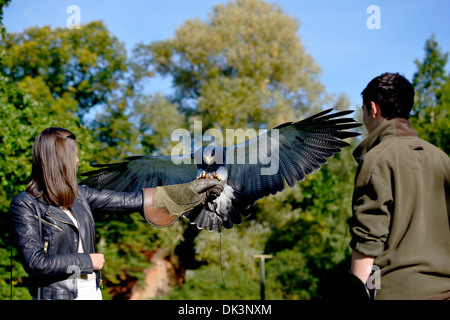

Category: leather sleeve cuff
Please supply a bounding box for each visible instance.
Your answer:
[142,188,180,227]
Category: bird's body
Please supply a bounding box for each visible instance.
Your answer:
[81,109,360,232]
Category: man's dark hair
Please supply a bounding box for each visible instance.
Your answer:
[361,72,415,119]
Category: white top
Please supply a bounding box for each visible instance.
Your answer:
[60,207,96,282]
[60,207,84,253]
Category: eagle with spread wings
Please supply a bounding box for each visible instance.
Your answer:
[80,108,360,232]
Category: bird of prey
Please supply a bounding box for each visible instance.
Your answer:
[80,108,360,232]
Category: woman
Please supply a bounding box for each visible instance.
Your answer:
[10,127,222,300]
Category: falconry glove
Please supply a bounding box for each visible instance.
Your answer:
[142,179,224,227]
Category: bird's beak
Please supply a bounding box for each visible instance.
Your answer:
[205,156,211,164]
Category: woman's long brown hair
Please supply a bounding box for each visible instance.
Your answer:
[26,128,79,207]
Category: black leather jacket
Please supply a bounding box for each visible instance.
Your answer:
[10,185,143,299]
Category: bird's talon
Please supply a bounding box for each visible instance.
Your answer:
[196,171,221,180]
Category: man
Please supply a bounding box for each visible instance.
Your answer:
[348,72,450,300]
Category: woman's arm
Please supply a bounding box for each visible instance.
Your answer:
[83,179,224,227]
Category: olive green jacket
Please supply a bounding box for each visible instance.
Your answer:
[349,118,450,300]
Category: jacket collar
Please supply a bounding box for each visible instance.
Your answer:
[353,118,417,164]
[32,185,85,225]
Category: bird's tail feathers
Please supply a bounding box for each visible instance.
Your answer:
[183,185,250,232]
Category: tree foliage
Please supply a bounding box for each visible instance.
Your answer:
[1,0,448,300]
[411,34,450,154]
[134,0,325,131]
[1,21,128,119]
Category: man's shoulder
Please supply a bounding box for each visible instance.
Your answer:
[365,135,448,168]
[364,136,399,160]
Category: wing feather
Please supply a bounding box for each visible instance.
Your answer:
[224,108,360,202]
[80,155,198,191]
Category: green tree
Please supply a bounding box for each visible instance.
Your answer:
[0,0,11,37]
[1,21,128,119]
[261,148,357,299]
[411,34,450,154]
[135,0,325,131]
[90,94,141,162]
[131,93,184,155]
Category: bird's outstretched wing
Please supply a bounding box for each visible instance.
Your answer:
[81,108,360,232]
[224,108,360,204]
[183,108,361,232]
[80,155,198,191]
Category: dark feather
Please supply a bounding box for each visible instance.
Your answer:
[80,155,198,191]
[224,108,361,204]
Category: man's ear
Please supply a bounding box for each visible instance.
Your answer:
[369,101,381,118]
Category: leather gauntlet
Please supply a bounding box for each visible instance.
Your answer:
[142,188,180,227]
[142,179,224,227]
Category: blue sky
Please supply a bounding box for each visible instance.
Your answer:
[3,0,450,110]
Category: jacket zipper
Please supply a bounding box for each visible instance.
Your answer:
[34,214,63,232]
[35,214,60,255]
[46,211,81,250]
[46,210,83,294]
[80,208,103,288]
[47,208,103,288]
[81,209,95,253]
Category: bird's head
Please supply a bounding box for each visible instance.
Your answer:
[203,147,216,165]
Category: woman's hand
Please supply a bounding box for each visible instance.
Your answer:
[89,253,105,270]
